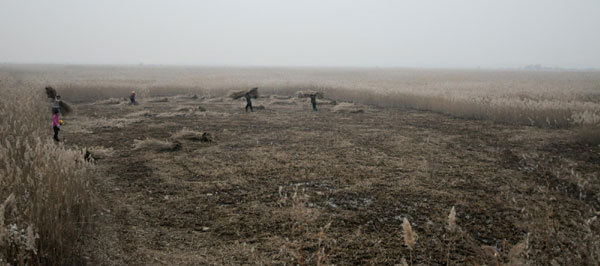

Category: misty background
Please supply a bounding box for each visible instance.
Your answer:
[1,0,599,68]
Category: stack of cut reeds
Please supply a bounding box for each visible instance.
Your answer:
[296,90,324,99]
[229,87,259,99]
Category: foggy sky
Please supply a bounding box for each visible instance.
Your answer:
[1,0,599,68]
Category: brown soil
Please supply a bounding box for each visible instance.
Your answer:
[63,96,599,265]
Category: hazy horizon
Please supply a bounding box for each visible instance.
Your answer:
[1,0,599,69]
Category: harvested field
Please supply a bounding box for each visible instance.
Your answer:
[53,90,599,265]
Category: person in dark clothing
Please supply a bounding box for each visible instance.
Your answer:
[129,91,136,105]
[245,92,253,112]
[310,95,317,111]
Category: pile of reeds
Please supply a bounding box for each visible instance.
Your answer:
[228,87,259,99]
[297,90,324,99]
[317,99,337,105]
[170,128,213,142]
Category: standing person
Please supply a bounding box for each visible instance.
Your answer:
[310,94,317,111]
[52,95,61,114]
[129,90,136,105]
[52,110,61,142]
[245,92,253,112]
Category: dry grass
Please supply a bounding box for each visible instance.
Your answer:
[85,146,115,161]
[170,128,213,142]
[133,138,181,152]
[148,97,169,103]
[269,99,297,106]
[125,110,152,118]
[77,117,144,129]
[155,112,189,118]
[332,102,365,113]
[0,82,93,265]
[95,97,127,105]
[448,206,456,233]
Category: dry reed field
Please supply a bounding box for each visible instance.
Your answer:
[1,64,599,265]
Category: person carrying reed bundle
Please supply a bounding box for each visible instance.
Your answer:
[297,90,323,111]
[245,92,253,112]
[310,94,317,111]
[45,86,72,115]
[228,87,259,112]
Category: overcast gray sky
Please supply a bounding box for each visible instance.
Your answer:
[1,0,599,68]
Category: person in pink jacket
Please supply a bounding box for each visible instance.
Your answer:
[53,110,61,142]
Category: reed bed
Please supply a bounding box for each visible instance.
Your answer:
[0,82,94,265]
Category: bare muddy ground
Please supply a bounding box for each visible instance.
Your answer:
[63,96,599,265]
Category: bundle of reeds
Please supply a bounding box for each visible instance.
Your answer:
[45,86,73,115]
[228,87,259,99]
[45,86,57,98]
[59,101,73,115]
[297,90,324,99]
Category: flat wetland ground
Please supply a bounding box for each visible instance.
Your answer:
[62,95,598,264]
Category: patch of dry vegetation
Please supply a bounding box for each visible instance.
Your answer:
[77,117,144,129]
[268,99,297,106]
[170,128,213,142]
[125,110,152,118]
[85,146,115,161]
[332,102,365,113]
[133,138,181,151]
[147,97,169,103]
[0,83,93,265]
[95,97,128,105]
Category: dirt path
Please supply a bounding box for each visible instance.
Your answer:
[64,96,599,265]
